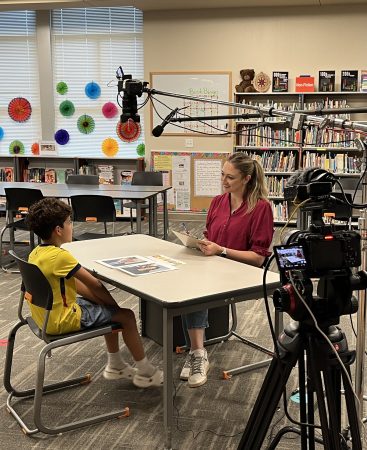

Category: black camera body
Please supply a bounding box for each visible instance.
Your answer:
[118,75,145,123]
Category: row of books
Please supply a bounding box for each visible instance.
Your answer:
[271,201,290,222]
[0,167,14,182]
[302,152,362,174]
[303,128,361,147]
[23,168,74,183]
[244,151,297,173]
[266,176,288,197]
[238,126,299,147]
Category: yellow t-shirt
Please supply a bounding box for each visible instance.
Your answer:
[28,245,82,335]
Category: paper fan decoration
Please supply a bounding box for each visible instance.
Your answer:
[31,142,40,155]
[102,102,118,119]
[55,129,70,145]
[59,100,75,117]
[8,97,32,122]
[136,143,145,157]
[9,140,25,155]
[102,138,119,157]
[254,72,271,93]
[77,114,95,134]
[116,120,141,143]
[56,81,68,95]
[0,127,4,140]
[85,82,101,99]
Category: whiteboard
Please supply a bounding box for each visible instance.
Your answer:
[150,72,232,136]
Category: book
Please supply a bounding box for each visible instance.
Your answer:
[272,72,288,92]
[120,170,135,185]
[45,168,56,184]
[172,230,205,249]
[341,70,358,92]
[361,70,367,92]
[55,169,66,184]
[318,70,335,92]
[295,75,314,92]
[98,165,114,184]
[3,167,14,182]
[96,255,177,277]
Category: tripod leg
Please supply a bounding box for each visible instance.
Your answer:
[342,365,362,450]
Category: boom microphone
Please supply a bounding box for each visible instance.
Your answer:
[152,108,179,137]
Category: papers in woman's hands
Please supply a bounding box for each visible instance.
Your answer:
[172,230,204,249]
[96,255,182,277]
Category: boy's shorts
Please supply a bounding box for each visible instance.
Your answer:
[76,297,118,329]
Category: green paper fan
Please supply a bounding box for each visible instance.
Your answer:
[77,114,95,134]
[9,140,25,155]
[56,81,68,95]
[136,143,145,156]
[59,100,75,117]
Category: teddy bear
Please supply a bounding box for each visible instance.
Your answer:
[235,69,257,93]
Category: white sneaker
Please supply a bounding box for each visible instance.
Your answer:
[188,349,209,388]
[103,364,138,380]
[180,353,192,381]
[133,368,164,388]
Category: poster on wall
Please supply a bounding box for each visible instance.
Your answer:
[150,72,232,135]
[194,159,222,197]
[172,155,191,210]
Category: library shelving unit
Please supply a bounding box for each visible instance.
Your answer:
[233,91,367,225]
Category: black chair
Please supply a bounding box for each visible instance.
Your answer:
[3,250,129,436]
[122,171,163,233]
[70,194,119,240]
[66,174,99,185]
[0,188,43,272]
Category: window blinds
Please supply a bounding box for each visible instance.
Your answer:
[0,11,41,155]
[51,7,144,158]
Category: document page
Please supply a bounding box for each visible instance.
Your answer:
[172,230,204,249]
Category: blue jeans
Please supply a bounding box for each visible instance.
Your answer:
[181,310,209,347]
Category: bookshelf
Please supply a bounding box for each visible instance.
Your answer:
[233,91,367,224]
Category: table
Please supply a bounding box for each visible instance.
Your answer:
[63,234,280,449]
[0,182,171,238]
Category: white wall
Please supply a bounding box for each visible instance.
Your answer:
[143,4,367,162]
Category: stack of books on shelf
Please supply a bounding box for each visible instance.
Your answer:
[303,98,350,120]
[302,151,361,174]
[244,150,297,173]
[239,100,299,120]
[303,128,361,147]
[266,176,288,197]
[361,70,367,92]
[271,201,290,223]
[23,168,73,183]
[0,167,14,182]
[238,126,298,147]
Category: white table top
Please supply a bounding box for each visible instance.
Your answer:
[63,235,280,307]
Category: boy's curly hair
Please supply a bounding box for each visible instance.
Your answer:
[26,198,72,240]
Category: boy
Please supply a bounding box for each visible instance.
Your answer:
[26,198,163,388]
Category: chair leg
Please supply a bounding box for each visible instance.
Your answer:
[129,209,134,233]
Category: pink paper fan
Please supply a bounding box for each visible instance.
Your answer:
[102,102,118,119]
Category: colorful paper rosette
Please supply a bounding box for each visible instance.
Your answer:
[55,129,70,145]
[77,114,95,134]
[56,81,68,95]
[0,127,4,140]
[8,97,32,122]
[59,100,75,117]
[136,143,145,157]
[102,137,119,157]
[85,82,101,99]
[116,120,141,143]
[102,102,118,119]
[31,142,40,155]
[9,140,25,155]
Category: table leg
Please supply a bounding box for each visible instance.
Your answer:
[153,195,158,237]
[148,198,154,236]
[163,307,173,449]
[163,191,168,240]
[136,203,142,234]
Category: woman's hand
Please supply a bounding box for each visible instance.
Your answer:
[198,239,223,256]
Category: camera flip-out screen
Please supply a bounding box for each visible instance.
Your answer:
[273,244,308,271]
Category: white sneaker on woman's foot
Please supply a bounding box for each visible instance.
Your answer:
[133,368,164,388]
[103,364,137,380]
[188,349,209,388]
[180,353,192,380]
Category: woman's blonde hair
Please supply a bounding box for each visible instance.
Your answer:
[227,152,269,213]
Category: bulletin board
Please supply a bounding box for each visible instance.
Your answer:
[151,151,230,212]
[150,72,232,136]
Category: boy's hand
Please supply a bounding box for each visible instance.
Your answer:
[198,240,223,256]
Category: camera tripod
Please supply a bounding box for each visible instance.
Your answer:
[237,320,362,450]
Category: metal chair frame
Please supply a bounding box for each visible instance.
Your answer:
[3,250,129,436]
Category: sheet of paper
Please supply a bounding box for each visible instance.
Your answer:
[95,255,178,276]
[172,230,204,249]
[194,159,222,197]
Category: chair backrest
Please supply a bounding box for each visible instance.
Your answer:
[4,188,44,213]
[9,250,53,310]
[131,171,163,186]
[66,174,99,185]
[70,195,116,223]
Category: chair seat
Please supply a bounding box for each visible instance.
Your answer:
[5,218,28,231]
[122,201,149,209]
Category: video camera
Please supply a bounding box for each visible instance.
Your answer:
[117,71,146,123]
[272,168,366,325]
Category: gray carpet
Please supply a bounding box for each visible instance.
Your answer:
[0,215,365,449]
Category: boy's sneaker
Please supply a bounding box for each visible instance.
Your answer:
[188,349,209,388]
[180,353,192,380]
[133,368,164,388]
[103,364,137,380]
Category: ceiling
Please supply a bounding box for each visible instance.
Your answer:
[1,0,367,11]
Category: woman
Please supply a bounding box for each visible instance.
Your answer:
[181,152,274,388]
